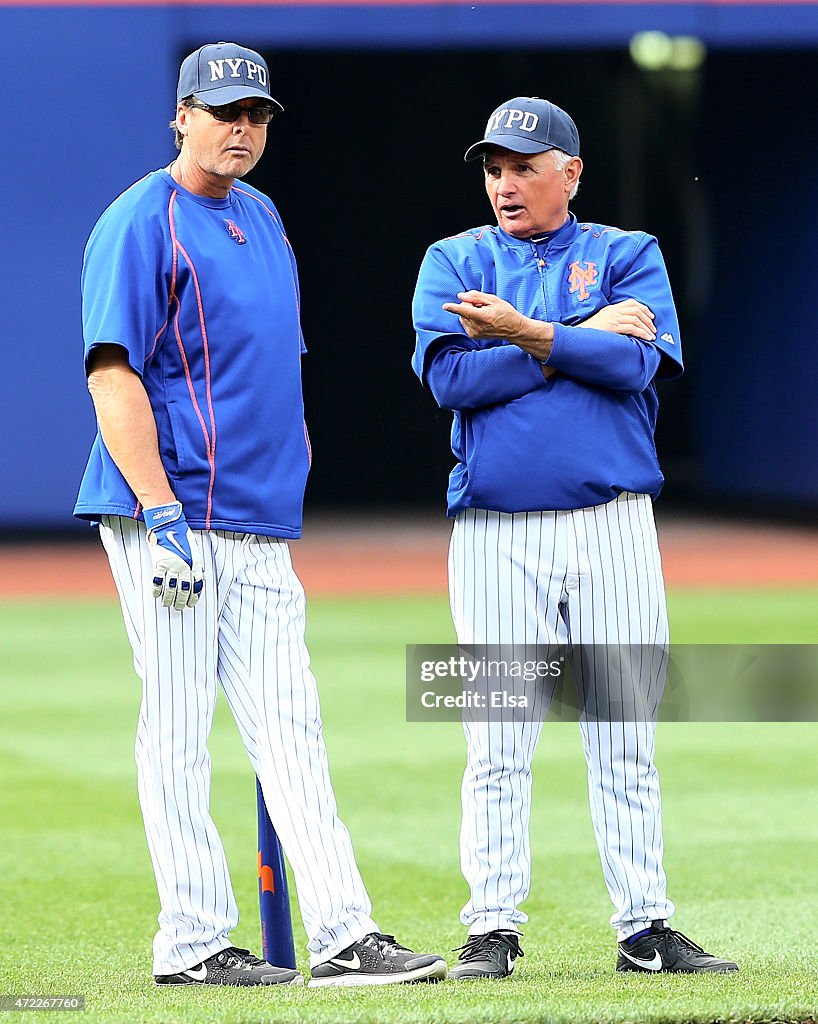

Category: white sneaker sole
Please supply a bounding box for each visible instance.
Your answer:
[308,958,448,987]
[155,972,304,987]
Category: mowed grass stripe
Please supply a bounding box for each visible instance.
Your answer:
[0,593,816,1023]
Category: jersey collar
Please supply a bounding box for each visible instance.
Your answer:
[496,212,580,250]
[157,168,236,209]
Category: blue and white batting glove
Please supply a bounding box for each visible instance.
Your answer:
[142,501,204,610]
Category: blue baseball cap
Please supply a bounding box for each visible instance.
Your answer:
[464,97,579,162]
[177,41,283,110]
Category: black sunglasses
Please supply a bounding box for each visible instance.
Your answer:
[188,99,277,125]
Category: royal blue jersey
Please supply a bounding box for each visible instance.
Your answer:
[74,169,310,538]
[412,214,683,516]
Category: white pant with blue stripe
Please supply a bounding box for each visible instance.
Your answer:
[448,493,675,941]
[100,517,378,975]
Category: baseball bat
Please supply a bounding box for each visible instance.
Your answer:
[256,777,296,969]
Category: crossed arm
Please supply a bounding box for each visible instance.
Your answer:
[425,295,659,411]
[443,291,656,371]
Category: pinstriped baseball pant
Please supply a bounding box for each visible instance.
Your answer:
[448,492,675,941]
[100,517,378,975]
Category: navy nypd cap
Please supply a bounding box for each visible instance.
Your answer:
[464,96,580,162]
[177,41,283,111]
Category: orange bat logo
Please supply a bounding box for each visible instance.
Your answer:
[258,850,276,894]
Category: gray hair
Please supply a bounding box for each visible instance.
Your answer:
[482,147,581,200]
[549,148,581,200]
[169,98,195,150]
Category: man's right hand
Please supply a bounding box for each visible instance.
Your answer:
[578,299,656,341]
[143,501,204,610]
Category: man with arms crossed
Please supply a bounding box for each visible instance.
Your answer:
[75,41,446,989]
[412,96,737,979]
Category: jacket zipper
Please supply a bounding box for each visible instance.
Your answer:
[533,244,549,321]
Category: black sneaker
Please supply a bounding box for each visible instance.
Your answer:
[155,946,303,986]
[309,932,447,987]
[449,930,524,980]
[616,922,738,974]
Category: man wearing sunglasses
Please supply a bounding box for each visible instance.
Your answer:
[75,41,446,990]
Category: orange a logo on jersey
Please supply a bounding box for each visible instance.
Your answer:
[224,219,247,245]
[568,261,598,301]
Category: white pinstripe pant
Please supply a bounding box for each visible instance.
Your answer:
[448,493,675,940]
[100,517,378,975]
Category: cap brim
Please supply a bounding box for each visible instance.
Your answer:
[191,84,284,111]
[464,136,553,162]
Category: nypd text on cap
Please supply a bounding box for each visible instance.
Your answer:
[177,42,283,110]
[464,97,580,161]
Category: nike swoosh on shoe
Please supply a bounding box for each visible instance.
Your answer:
[328,952,362,970]
[620,949,663,971]
[182,964,208,982]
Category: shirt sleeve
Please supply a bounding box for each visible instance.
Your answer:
[291,255,307,355]
[80,203,169,377]
[278,211,307,355]
[424,339,548,411]
[544,234,683,392]
[412,244,547,410]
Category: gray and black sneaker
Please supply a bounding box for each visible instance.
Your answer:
[449,930,524,980]
[155,946,303,986]
[309,932,447,987]
[616,922,738,974]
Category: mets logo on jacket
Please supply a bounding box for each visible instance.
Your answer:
[567,260,598,300]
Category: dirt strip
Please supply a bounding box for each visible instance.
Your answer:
[1,515,817,599]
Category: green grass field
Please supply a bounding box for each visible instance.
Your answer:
[1,589,817,1023]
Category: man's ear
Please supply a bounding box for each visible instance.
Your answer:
[176,105,190,138]
[565,156,583,191]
